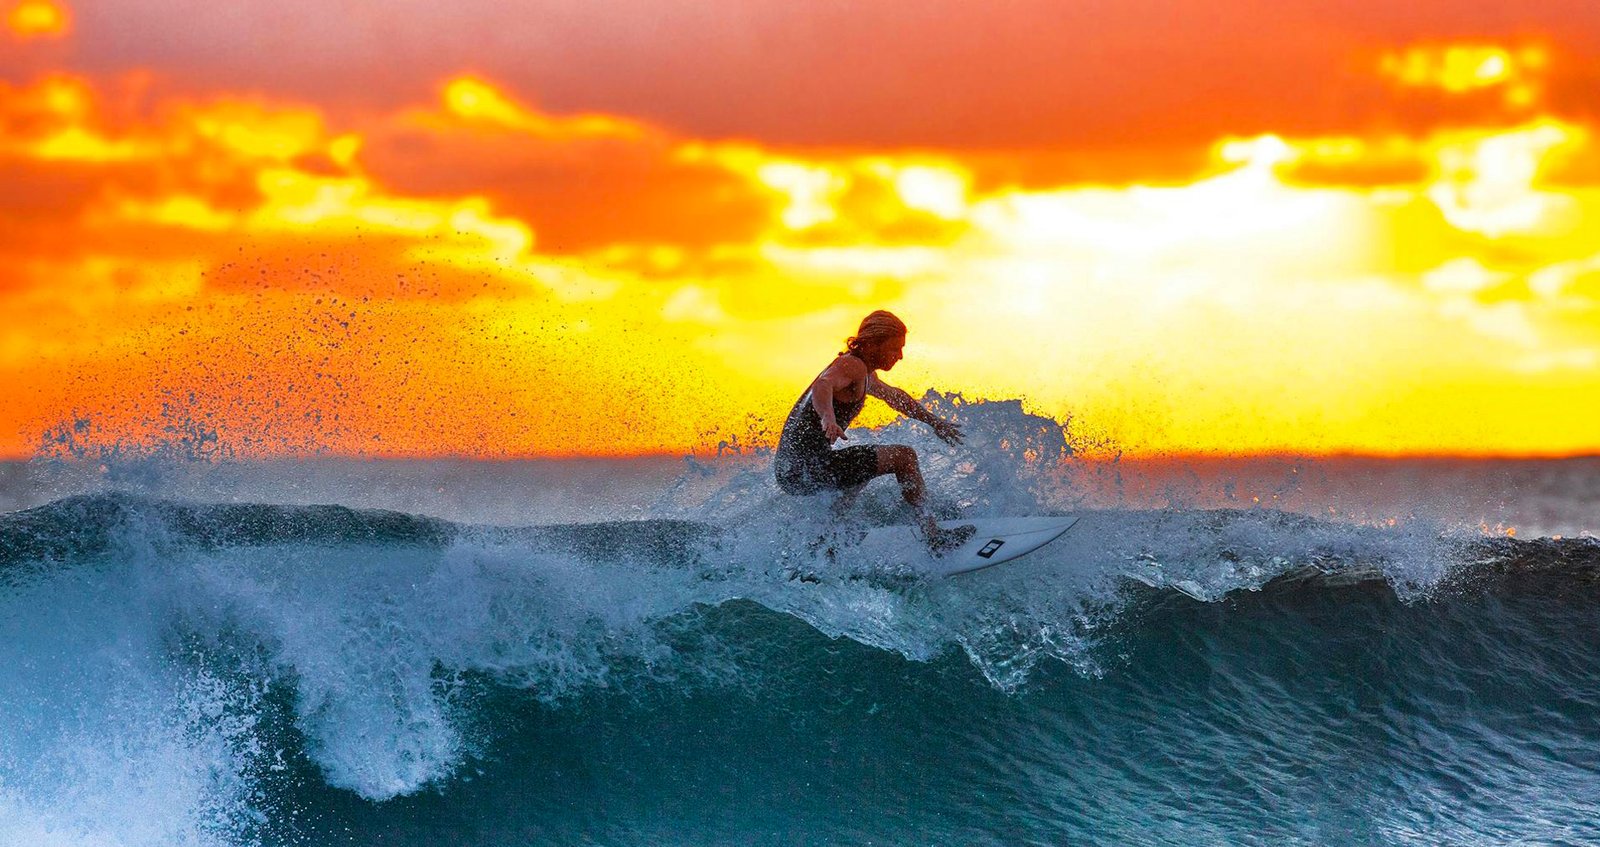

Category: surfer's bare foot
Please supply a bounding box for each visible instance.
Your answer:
[927,523,976,554]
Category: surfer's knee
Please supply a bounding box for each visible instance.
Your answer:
[874,445,924,504]
[877,445,919,476]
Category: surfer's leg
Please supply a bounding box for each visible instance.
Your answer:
[873,445,925,506]
[826,446,878,515]
[874,445,974,552]
[832,482,866,516]
[874,445,941,535]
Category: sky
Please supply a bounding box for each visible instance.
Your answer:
[3,0,1600,458]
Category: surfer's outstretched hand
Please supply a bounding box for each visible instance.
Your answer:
[932,419,964,446]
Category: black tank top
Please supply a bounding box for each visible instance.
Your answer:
[775,358,869,463]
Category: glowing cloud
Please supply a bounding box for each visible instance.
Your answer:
[5,0,68,39]
[438,75,645,140]
[1381,42,1550,107]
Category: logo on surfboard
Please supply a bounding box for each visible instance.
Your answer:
[976,539,1005,558]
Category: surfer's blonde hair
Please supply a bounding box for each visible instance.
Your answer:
[844,310,907,355]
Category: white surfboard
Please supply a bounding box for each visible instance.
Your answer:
[860,516,1080,578]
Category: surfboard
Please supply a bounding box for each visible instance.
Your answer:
[860,516,1080,578]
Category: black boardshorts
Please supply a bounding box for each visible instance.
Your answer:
[774,445,881,495]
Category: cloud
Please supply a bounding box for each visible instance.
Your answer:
[5,0,69,40]
[23,0,1593,151]
[1380,43,1549,106]
[1529,252,1600,303]
[356,78,779,253]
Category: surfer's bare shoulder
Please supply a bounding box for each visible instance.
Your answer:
[826,354,869,380]
[814,353,867,389]
[812,354,869,401]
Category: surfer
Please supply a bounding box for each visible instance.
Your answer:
[775,310,976,552]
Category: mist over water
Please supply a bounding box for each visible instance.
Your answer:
[2,399,1597,846]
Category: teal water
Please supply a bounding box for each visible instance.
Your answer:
[1,485,1596,846]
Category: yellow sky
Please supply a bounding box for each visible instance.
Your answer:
[3,3,1599,458]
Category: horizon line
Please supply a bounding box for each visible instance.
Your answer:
[5,449,1598,463]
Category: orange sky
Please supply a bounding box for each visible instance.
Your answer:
[3,0,1600,458]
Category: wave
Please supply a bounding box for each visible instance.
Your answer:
[0,492,723,570]
[0,489,1593,845]
[7,490,1596,585]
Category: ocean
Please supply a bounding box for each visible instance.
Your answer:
[1,404,1597,846]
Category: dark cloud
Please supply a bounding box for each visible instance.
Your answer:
[0,160,103,246]
[23,0,1595,151]
[358,125,777,252]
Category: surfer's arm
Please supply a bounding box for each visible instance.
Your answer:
[869,377,964,445]
[810,358,866,442]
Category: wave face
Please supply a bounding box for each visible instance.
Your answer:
[2,436,1599,845]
